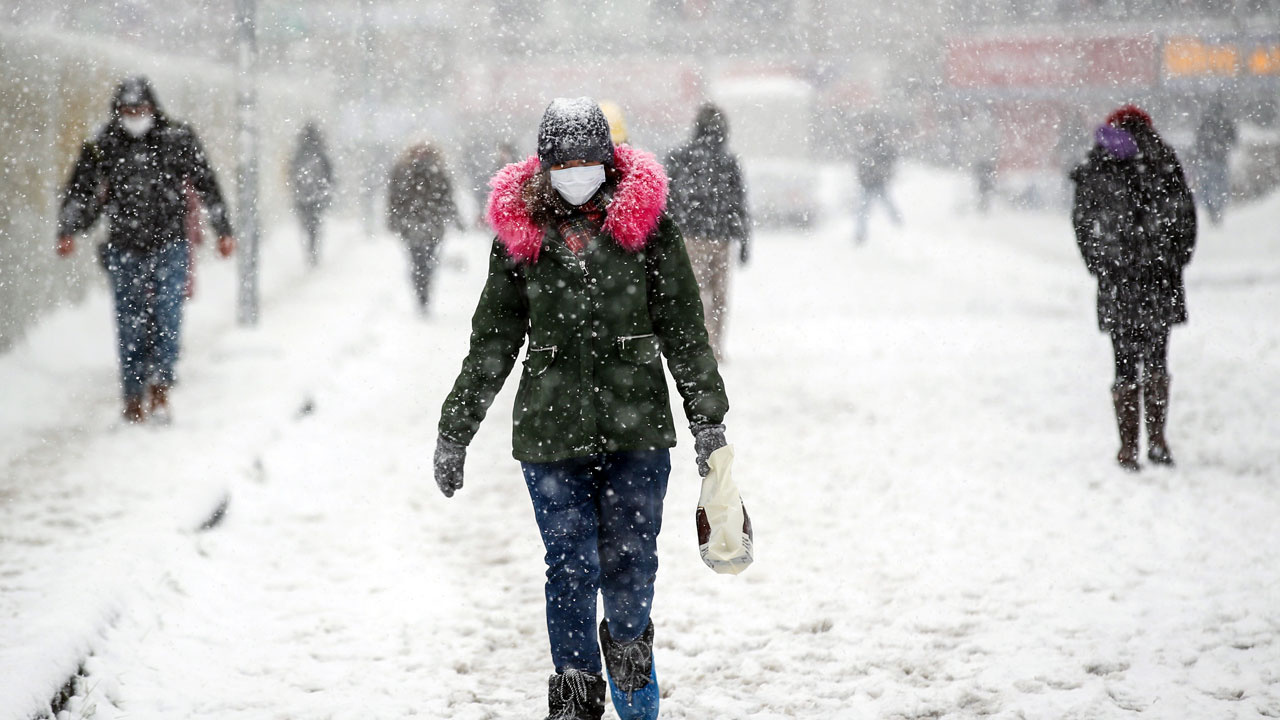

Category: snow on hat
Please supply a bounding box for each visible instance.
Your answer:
[537,97,615,169]
[1105,104,1153,131]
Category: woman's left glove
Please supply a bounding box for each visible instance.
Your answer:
[434,435,466,498]
[692,423,727,477]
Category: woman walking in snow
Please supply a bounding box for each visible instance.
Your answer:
[433,98,730,720]
[1070,105,1196,471]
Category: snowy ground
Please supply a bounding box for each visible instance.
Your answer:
[3,168,1279,719]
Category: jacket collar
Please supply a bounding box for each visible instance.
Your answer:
[485,143,668,264]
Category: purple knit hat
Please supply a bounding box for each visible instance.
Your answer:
[1096,124,1138,160]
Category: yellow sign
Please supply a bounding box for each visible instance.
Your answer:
[1165,38,1239,77]
[1166,37,1280,78]
[1249,46,1280,76]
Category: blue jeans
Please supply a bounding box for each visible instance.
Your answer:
[521,450,671,674]
[102,241,189,400]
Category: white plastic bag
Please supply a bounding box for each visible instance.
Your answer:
[696,445,754,574]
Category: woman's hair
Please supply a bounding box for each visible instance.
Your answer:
[521,165,621,228]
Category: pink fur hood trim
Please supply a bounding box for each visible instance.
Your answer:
[484,143,669,264]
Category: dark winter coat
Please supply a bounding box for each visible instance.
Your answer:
[58,78,233,254]
[290,124,334,217]
[1070,125,1196,335]
[857,133,897,189]
[439,144,727,463]
[664,108,750,245]
[387,144,458,245]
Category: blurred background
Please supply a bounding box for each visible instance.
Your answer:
[2,0,1278,350]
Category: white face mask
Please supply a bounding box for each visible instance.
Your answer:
[121,113,154,138]
[550,164,606,206]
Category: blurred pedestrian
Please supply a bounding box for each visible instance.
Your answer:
[433,98,730,720]
[56,76,235,424]
[665,102,751,363]
[1070,105,1196,471]
[971,111,1000,214]
[386,142,460,314]
[1193,98,1236,226]
[854,127,902,243]
[289,121,334,267]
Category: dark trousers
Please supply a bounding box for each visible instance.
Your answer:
[1111,327,1169,386]
[299,210,323,266]
[103,242,189,400]
[404,238,441,310]
[855,183,902,243]
[520,450,671,674]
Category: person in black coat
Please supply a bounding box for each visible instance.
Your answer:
[665,103,751,362]
[386,142,460,314]
[57,76,235,424]
[290,121,335,266]
[1070,105,1196,471]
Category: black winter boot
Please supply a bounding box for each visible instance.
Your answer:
[600,619,660,719]
[599,619,654,694]
[1145,373,1174,465]
[1112,382,1141,472]
[545,669,606,720]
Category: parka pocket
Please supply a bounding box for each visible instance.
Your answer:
[524,344,558,377]
[617,333,660,365]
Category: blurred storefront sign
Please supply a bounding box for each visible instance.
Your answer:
[1163,35,1280,86]
[942,31,1279,175]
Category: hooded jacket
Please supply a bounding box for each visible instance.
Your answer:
[439,144,728,463]
[664,106,751,245]
[58,77,233,254]
[1071,119,1196,334]
[386,143,458,243]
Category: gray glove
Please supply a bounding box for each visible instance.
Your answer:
[434,435,466,498]
[692,423,727,477]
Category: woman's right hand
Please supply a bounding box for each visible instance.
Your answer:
[56,235,75,257]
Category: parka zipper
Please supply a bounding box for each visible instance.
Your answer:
[616,333,655,347]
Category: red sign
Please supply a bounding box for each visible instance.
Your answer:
[946,36,1158,89]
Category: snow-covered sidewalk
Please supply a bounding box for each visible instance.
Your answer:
[4,170,1280,719]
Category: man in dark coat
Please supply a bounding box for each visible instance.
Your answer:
[57,76,235,424]
[854,128,902,244]
[1070,105,1196,470]
[386,142,460,314]
[1193,99,1237,226]
[289,121,334,266]
[664,103,751,363]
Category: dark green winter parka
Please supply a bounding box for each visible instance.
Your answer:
[439,144,728,463]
